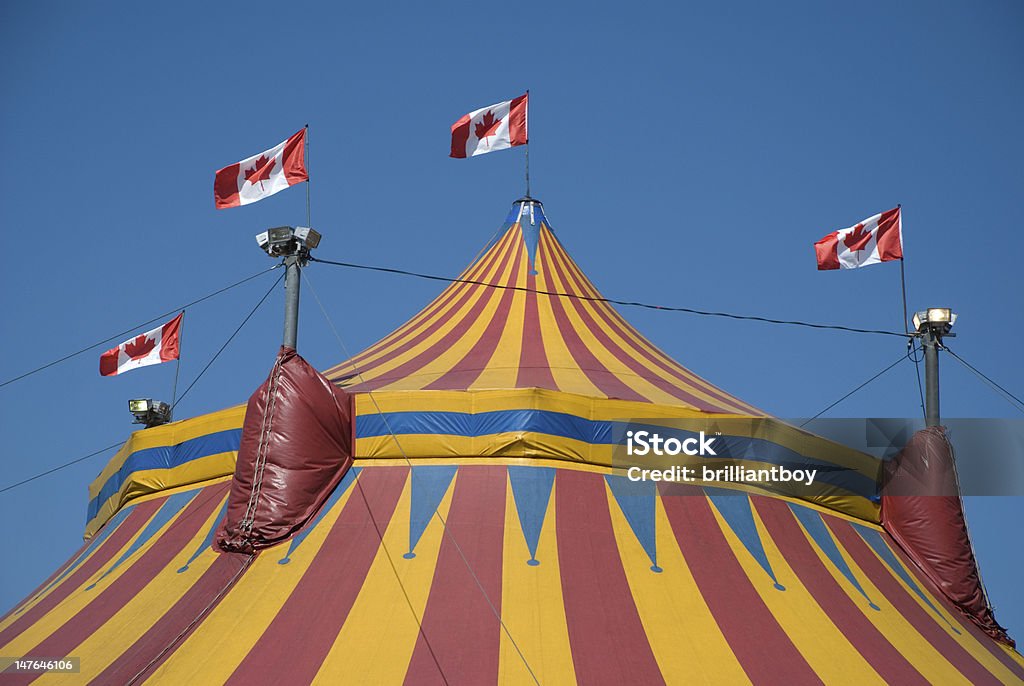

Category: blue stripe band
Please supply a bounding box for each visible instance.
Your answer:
[87,429,242,524]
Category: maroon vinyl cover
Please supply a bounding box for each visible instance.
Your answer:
[216,346,354,553]
[880,425,1013,646]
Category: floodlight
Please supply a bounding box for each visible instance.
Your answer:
[129,398,172,427]
[913,308,957,336]
[294,226,321,249]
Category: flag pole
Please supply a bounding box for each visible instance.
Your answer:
[525,89,530,198]
[170,312,183,418]
[898,204,908,334]
[525,144,530,198]
[305,123,311,227]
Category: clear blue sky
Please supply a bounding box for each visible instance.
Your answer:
[1,0,1022,642]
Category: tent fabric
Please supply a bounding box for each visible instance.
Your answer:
[3,467,1023,684]
[6,199,1021,683]
[323,202,761,414]
[881,425,1014,646]
[216,346,355,554]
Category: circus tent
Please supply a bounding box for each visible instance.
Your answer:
[1,198,1021,685]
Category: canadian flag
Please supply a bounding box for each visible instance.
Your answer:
[815,207,903,270]
[100,314,182,377]
[214,128,307,209]
[450,93,528,158]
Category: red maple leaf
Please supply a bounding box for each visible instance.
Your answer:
[474,110,503,141]
[124,334,157,360]
[843,223,873,252]
[244,155,276,190]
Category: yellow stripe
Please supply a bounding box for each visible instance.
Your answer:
[472,241,529,391]
[498,474,575,685]
[541,241,679,404]
[708,497,886,684]
[608,487,749,684]
[553,237,758,415]
[530,237,602,397]
[325,230,513,380]
[545,240,754,413]
[342,233,516,391]
[376,240,523,391]
[312,470,452,683]
[143,475,360,684]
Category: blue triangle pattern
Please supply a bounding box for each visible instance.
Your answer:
[88,489,198,590]
[706,488,785,590]
[278,467,361,565]
[178,499,229,573]
[519,203,541,275]
[852,522,961,634]
[508,466,555,566]
[606,475,661,572]
[789,503,879,609]
[405,466,457,559]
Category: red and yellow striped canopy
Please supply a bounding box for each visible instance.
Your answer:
[2,200,1021,684]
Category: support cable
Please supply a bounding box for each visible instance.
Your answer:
[0,266,281,389]
[0,272,284,496]
[170,271,284,412]
[799,351,912,427]
[942,345,1024,415]
[309,256,906,338]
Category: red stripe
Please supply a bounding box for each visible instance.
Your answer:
[882,524,1024,682]
[536,233,647,402]
[159,313,182,363]
[0,498,164,648]
[405,466,507,684]
[332,230,515,381]
[516,270,557,390]
[226,467,407,686]
[814,232,840,270]
[555,470,664,684]
[752,497,928,684]
[282,128,308,185]
[90,551,251,685]
[333,228,512,373]
[352,234,521,392]
[545,241,736,412]
[450,113,471,158]
[424,239,524,389]
[214,162,241,209]
[508,93,528,146]
[825,516,1003,685]
[876,207,903,261]
[1,485,227,685]
[99,346,120,376]
[551,235,757,415]
[659,484,822,685]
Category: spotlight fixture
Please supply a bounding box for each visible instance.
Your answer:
[128,398,172,427]
[255,225,322,258]
[912,308,958,336]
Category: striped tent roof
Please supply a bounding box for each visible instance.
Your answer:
[2,199,1021,684]
[322,200,756,413]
